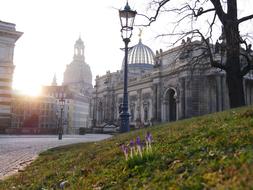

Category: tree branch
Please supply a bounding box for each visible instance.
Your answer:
[139,0,171,27]
[238,14,253,24]
[196,30,227,70]
[194,8,215,17]
[206,13,217,38]
[210,0,227,24]
[240,52,253,76]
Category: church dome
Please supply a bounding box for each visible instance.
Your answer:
[128,39,155,65]
[63,37,92,93]
[121,39,155,76]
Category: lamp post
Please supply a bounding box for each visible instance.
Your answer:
[58,92,65,140]
[56,109,59,132]
[119,1,137,132]
[93,79,98,128]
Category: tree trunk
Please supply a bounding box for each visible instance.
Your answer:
[226,70,245,108]
[224,17,245,108]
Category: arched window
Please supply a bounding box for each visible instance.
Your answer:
[164,88,177,121]
[144,107,148,122]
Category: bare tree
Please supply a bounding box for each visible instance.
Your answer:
[139,0,253,108]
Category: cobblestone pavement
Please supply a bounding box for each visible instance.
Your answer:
[0,134,112,180]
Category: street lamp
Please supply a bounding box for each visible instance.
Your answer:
[93,81,98,128]
[55,109,59,131]
[58,92,65,140]
[119,1,137,132]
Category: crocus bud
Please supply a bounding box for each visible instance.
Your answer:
[129,140,134,158]
[136,136,142,157]
[136,136,141,146]
[145,132,153,151]
[130,139,134,148]
[121,145,128,160]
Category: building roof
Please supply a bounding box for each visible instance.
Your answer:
[127,39,155,65]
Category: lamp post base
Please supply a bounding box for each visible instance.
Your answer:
[120,112,130,133]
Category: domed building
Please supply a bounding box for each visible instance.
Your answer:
[90,36,253,131]
[42,37,92,134]
[63,37,92,95]
[123,39,154,77]
[90,38,157,129]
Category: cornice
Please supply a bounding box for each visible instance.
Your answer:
[0,30,23,42]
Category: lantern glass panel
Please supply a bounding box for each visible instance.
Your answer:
[119,4,136,39]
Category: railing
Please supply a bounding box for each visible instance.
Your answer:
[92,122,119,134]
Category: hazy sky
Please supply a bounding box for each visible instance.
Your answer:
[0,0,161,95]
[0,0,252,95]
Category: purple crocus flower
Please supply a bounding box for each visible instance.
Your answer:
[136,136,143,157]
[121,144,128,160]
[136,136,141,146]
[145,132,153,151]
[129,139,134,148]
[129,140,135,158]
[146,132,152,143]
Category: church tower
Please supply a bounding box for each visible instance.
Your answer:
[74,37,85,61]
[63,37,92,95]
[51,73,57,86]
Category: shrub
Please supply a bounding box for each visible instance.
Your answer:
[79,127,85,135]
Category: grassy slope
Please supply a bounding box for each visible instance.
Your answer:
[1,106,253,189]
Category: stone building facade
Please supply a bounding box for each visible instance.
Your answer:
[0,21,22,132]
[10,94,57,134]
[42,85,90,134]
[90,38,253,128]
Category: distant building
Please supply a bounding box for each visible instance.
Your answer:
[63,37,93,95]
[90,37,253,129]
[0,21,22,132]
[9,94,57,134]
[51,73,57,86]
[42,85,90,134]
[42,37,92,134]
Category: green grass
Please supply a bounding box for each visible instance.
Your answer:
[1,106,253,189]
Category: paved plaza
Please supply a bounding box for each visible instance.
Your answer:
[0,134,112,180]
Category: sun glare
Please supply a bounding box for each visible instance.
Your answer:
[18,86,42,97]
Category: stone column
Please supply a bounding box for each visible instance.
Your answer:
[151,84,157,122]
[114,95,118,122]
[184,77,192,118]
[137,89,142,120]
[178,78,185,119]
[216,76,222,111]
[157,83,162,122]
[243,77,246,104]
[175,94,180,121]
[222,75,229,109]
